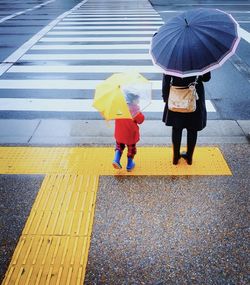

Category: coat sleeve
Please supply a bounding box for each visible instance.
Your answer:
[162,74,171,102]
[133,112,145,124]
[201,72,211,82]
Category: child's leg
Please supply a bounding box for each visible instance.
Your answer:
[127,144,136,158]
[115,142,125,153]
[126,144,136,171]
[112,142,125,169]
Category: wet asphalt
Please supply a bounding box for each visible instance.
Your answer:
[84,144,249,285]
[0,175,44,284]
[0,144,249,284]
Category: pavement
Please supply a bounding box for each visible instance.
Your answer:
[0,119,249,284]
[0,119,249,145]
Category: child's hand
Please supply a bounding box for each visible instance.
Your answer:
[133,112,145,124]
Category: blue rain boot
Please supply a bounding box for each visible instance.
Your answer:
[126,157,135,172]
[112,150,122,169]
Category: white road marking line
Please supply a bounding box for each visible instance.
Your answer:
[58,21,163,25]
[21,54,151,60]
[48,31,155,35]
[0,0,88,76]
[8,65,161,73]
[175,3,250,5]
[64,17,161,20]
[71,11,158,14]
[39,37,152,42]
[74,10,158,12]
[152,10,250,13]
[0,80,162,90]
[239,27,250,43]
[67,15,161,18]
[0,98,216,112]
[31,44,150,50]
[53,26,160,30]
[0,0,55,23]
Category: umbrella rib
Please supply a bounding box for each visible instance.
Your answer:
[151,28,183,67]
[196,24,238,39]
[194,26,238,55]
[191,29,226,65]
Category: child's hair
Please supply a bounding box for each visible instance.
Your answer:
[125,92,139,104]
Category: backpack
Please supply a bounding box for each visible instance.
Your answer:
[168,76,199,113]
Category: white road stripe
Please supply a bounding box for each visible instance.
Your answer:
[161,9,250,13]
[8,65,161,73]
[175,3,250,5]
[73,10,158,12]
[67,15,161,18]
[48,31,155,35]
[0,98,216,112]
[71,12,159,14]
[31,44,150,50]
[64,17,161,20]
[239,27,250,43]
[0,80,162,90]
[0,0,88,76]
[21,54,151,60]
[58,21,163,25]
[53,26,160,30]
[160,10,250,13]
[39,37,152,42]
[0,0,56,23]
[71,13,159,16]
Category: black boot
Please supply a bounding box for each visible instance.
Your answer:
[180,152,192,165]
[173,154,180,165]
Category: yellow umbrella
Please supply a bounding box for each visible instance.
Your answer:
[93,71,150,120]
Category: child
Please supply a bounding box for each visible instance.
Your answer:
[112,91,145,171]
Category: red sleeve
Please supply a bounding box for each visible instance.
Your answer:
[133,112,145,124]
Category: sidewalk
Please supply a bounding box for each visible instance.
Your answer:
[0,142,249,284]
[0,120,249,284]
[0,119,249,145]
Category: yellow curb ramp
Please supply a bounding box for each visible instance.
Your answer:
[1,147,231,284]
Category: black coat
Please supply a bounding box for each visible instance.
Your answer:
[162,72,211,131]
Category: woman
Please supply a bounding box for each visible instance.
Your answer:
[162,72,211,165]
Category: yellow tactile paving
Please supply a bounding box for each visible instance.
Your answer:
[3,174,97,285]
[0,147,232,175]
[4,236,90,285]
[1,146,231,285]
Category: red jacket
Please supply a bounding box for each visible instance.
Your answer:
[114,112,145,145]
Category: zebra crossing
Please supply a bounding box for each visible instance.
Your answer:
[0,0,216,119]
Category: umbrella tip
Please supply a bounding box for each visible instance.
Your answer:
[184,18,189,26]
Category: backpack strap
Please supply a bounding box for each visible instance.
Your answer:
[194,76,199,85]
[170,77,173,86]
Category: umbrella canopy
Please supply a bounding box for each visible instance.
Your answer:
[93,71,151,120]
[150,8,241,78]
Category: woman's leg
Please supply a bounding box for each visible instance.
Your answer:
[172,127,182,165]
[181,129,197,165]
